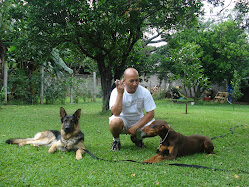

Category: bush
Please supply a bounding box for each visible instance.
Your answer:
[8,69,40,104]
[44,75,67,104]
[152,89,166,100]
[0,87,5,105]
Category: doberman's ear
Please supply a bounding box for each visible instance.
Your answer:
[60,107,67,119]
[73,109,81,120]
[158,120,166,126]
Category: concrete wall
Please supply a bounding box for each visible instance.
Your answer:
[140,74,227,99]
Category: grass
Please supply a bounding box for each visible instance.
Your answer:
[0,100,248,186]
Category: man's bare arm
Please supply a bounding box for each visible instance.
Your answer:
[127,110,155,135]
[111,79,124,116]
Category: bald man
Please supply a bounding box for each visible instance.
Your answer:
[109,68,156,151]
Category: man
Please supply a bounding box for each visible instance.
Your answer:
[109,68,156,151]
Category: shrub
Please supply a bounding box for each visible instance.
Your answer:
[8,69,40,104]
[44,75,67,104]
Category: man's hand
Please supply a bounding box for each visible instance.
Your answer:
[111,79,125,116]
[127,125,139,136]
[127,110,155,136]
[115,79,125,94]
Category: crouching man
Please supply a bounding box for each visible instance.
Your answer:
[109,68,156,151]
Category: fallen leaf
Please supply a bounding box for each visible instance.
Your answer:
[131,173,136,177]
[234,174,239,179]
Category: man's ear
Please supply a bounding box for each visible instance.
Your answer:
[60,107,67,119]
[73,109,81,120]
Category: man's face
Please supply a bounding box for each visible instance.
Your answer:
[124,73,139,93]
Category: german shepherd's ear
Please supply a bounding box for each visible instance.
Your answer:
[73,109,81,120]
[60,107,67,119]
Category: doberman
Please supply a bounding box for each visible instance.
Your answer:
[142,120,214,163]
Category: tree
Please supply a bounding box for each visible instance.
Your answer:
[9,0,205,112]
[171,42,209,113]
[230,70,243,110]
[234,0,249,31]
[158,20,249,88]
[202,20,249,84]
[1,0,13,103]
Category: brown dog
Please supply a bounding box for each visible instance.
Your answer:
[142,120,214,163]
[6,107,85,160]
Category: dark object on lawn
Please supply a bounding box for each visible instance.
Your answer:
[142,120,214,163]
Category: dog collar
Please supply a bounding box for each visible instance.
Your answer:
[157,128,170,152]
[159,125,171,145]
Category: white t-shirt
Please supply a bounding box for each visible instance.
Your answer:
[109,85,156,121]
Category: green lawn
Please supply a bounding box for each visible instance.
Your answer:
[0,100,248,186]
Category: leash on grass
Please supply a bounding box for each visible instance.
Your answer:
[211,125,246,140]
[83,125,249,174]
[83,148,249,174]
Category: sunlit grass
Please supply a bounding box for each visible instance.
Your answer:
[0,100,248,186]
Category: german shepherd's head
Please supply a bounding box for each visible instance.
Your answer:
[60,107,81,134]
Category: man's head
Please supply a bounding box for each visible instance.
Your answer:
[123,68,139,93]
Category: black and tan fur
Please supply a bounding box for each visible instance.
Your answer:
[142,120,214,163]
[6,107,85,160]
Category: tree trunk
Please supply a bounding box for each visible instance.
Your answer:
[185,97,188,114]
[97,58,113,113]
[0,55,3,85]
[40,64,44,104]
[70,74,73,104]
[100,74,112,112]
[194,85,203,103]
[0,40,5,84]
[93,72,96,102]
[3,59,8,103]
[184,85,188,114]
[0,40,7,103]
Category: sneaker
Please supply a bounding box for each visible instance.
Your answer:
[111,140,121,151]
[130,135,145,148]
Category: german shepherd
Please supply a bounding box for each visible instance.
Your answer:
[6,107,86,160]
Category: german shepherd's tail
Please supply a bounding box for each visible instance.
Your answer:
[6,138,34,145]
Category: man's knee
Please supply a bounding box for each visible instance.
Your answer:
[109,118,124,131]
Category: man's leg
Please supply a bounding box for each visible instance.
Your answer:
[109,117,124,138]
[109,117,124,151]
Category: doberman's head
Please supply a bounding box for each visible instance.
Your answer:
[60,107,81,134]
[142,120,170,138]
[204,139,214,154]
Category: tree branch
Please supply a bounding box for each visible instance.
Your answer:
[75,37,97,60]
[142,30,164,47]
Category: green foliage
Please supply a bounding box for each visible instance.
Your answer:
[0,87,5,105]
[152,89,167,100]
[170,42,210,101]
[231,70,243,103]
[158,20,249,86]
[205,21,249,83]
[126,42,157,76]
[8,69,40,104]
[7,0,205,112]
[0,101,249,186]
[67,77,95,104]
[44,75,68,105]
[234,1,249,29]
